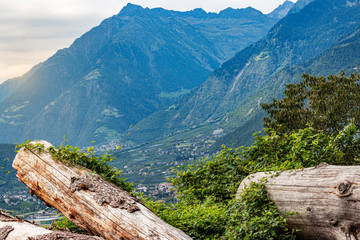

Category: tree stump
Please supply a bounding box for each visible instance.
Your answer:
[13,141,192,240]
[236,163,360,240]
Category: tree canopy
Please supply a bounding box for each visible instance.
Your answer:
[261,71,360,135]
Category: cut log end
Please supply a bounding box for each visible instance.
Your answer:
[236,164,360,240]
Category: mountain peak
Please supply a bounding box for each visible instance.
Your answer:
[119,3,145,15]
[267,0,295,19]
[218,7,264,18]
[184,8,208,18]
[288,0,316,14]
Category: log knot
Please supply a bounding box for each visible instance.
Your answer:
[336,180,353,198]
[70,173,140,213]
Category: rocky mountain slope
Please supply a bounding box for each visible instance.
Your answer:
[131,0,360,144]
[267,0,295,19]
[0,4,278,146]
[211,26,360,150]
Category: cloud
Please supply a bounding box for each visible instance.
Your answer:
[0,0,120,82]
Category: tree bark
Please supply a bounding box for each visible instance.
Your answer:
[236,163,360,240]
[12,141,192,240]
[0,209,103,240]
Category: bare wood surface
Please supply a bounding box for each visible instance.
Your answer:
[236,163,360,240]
[13,141,192,240]
[0,209,103,240]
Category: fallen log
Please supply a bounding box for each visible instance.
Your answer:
[0,209,103,240]
[13,141,192,240]
[236,163,360,240]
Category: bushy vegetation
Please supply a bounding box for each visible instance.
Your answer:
[262,72,360,133]
[145,123,358,239]
[142,72,360,239]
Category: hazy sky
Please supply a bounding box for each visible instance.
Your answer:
[0,0,296,83]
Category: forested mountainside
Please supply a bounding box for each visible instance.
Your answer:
[0,4,279,146]
[130,0,360,145]
[211,27,360,150]
[0,144,16,189]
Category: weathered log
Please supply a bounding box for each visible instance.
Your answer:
[0,209,103,240]
[13,141,192,240]
[236,163,360,240]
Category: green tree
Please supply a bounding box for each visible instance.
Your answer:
[261,71,360,135]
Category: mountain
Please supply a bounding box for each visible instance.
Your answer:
[289,0,316,13]
[0,4,278,146]
[267,1,295,19]
[210,26,360,151]
[0,144,19,191]
[131,0,360,144]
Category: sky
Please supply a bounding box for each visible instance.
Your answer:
[0,0,297,83]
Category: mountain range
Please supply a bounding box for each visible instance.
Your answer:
[0,3,287,146]
[129,0,360,148]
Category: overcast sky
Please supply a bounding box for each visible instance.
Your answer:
[0,0,296,83]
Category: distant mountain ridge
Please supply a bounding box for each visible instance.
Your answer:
[0,3,279,145]
[130,0,360,144]
[267,1,295,19]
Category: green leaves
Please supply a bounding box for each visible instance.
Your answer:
[153,123,359,239]
[171,146,247,203]
[262,72,360,163]
[18,142,133,192]
[223,182,296,240]
[262,72,360,136]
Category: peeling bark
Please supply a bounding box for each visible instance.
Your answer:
[236,163,360,240]
[70,173,139,212]
[12,141,192,240]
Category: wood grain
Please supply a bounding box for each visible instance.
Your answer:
[236,163,360,240]
[13,141,192,240]
[0,209,103,240]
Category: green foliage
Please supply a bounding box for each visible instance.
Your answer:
[146,181,296,240]
[52,216,85,233]
[146,197,228,239]
[144,123,359,239]
[18,141,132,192]
[261,72,360,163]
[173,124,358,204]
[245,124,358,170]
[48,144,132,192]
[261,71,360,135]
[172,148,247,203]
[222,181,296,240]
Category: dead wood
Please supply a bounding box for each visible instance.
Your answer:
[236,163,360,240]
[0,209,103,240]
[12,141,192,240]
